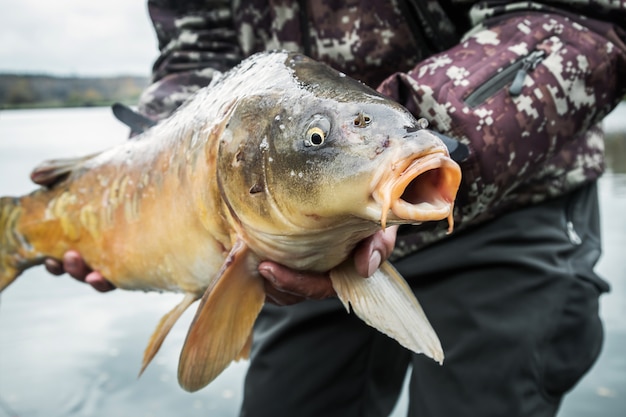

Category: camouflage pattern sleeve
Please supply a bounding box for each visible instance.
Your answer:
[132,0,626,259]
[467,0,626,29]
[379,11,626,258]
[137,0,243,121]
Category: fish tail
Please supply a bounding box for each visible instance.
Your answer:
[0,197,26,292]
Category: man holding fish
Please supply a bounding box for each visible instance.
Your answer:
[43,1,626,416]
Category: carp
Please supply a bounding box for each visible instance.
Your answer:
[0,51,461,392]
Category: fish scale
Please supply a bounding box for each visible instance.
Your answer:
[0,51,461,392]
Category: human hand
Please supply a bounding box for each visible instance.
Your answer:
[42,226,398,300]
[44,251,116,293]
[259,226,398,306]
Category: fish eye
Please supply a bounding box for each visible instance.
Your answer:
[304,115,331,147]
[307,127,325,146]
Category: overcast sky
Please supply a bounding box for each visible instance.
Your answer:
[0,0,158,76]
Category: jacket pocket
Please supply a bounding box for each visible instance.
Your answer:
[464,50,545,108]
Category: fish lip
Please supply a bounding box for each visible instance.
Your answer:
[373,151,462,230]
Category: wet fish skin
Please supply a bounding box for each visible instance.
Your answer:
[0,51,461,392]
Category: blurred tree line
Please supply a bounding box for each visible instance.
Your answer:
[0,74,149,109]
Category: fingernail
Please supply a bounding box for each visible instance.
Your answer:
[259,268,276,283]
[64,256,78,270]
[367,250,382,277]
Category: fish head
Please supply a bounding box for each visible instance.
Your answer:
[217,53,461,236]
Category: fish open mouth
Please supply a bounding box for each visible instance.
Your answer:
[373,152,462,231]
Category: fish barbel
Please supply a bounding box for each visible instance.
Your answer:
[0,51,461,392]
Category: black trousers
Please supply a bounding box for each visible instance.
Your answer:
[239,183,609,417]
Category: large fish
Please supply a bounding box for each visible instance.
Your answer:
[0,51,461,392]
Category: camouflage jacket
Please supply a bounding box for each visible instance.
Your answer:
[138,0,626,258]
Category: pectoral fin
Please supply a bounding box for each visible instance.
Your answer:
[330,260,443,364]
[30,154,99,186]
[139,292,199,377]
[178,240,265,392]
[235,332,253,361]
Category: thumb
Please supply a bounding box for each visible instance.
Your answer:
[353,226,398,278]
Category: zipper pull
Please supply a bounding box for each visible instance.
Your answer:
[509,50,545,96]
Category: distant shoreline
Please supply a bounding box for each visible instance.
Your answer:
[0,73,149,110]
[1,100,137,111]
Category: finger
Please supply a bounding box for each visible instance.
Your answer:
[263,281,306,306]
[353,225,399,277]
[44,258,65,276]
[62,251,92,282]
[258,262,336,302]
[85,272,116,293]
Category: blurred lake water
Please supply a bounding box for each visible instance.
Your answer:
[0,105,624,417]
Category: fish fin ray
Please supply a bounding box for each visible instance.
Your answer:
[0,265,20,293]
[30,154,99,187]
[235,331,253,361]
[0,197,26,292]
[330,260,444,364]
[139,292,199,377]
[178,240,264,392]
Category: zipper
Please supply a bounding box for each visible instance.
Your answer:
[464,50,545,108]
[509,50,545,95]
